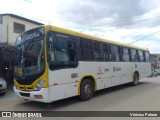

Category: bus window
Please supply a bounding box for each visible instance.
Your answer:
[138,50,144,62]
[53,38,69,61]
[68,42,76,61]
[102,43,109,61]
[94,42,102,61]
[47,32,78,70]
[122,47,130,62]
[110,45,120,62]
[131,49,139,62]
[80,39,94,61]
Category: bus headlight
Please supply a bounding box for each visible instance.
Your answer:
[34,79,46,91]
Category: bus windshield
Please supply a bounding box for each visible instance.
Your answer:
[14,27,45,77]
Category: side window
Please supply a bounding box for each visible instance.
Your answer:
[102,43,109,61]
[53,38,69,61]
[47,32,78,70]
[138,50,144,62]
[145,52,150,62]
[80,39,93,61]
[110,45,120,61]
[68,41,76,61]
[131,49,139,62]
[94,42,102,61]
[122,47,130,62]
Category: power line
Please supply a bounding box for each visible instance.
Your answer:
[93,18,148,27]
[93,15,160,27]
[129,30,160,45]
[70,17,158,29]
[52,14,160,19]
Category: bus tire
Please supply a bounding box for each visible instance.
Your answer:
[80,79,94,101]
[131,73,139,86]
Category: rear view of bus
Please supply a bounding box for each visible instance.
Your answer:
[14,26,49,103]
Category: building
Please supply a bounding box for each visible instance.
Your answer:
[0,13,43,45]
[0,14,43,83]
[150,54,160,70]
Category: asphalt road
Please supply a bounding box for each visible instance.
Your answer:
[0,76,160,120]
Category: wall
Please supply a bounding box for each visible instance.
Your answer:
[151,54,160,69]
[1,15,42,45]
[1,16,8,44]
[0,15,4,43]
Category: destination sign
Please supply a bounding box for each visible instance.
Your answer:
[23,32,40,41]
[15,27,44,46]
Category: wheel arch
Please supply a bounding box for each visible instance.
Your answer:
[78,74,97,96]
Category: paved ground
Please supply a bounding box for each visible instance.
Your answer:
[0,76,160,120]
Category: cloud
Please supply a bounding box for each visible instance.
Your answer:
[22,0,32,3]
[55,0,160,28]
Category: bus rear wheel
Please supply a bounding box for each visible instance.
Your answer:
[80,79,94,101]
[131,73,139,86]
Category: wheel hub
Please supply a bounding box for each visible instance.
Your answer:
[84,84,91,96]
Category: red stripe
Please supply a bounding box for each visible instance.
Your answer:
[53,83,58,86]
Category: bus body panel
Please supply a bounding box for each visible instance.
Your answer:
[131,62,151,79]
[111,62,132,86]
[111,62,123,87]
[120,62,132,84]
[78,62,112,90]
[48,67,79,101]
[48,61,151,102]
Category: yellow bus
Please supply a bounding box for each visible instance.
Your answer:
[14,25,151,103]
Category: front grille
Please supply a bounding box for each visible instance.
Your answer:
[19,92,30,97]
[18,86,33,91]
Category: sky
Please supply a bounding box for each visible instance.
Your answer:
[0,0,160,53]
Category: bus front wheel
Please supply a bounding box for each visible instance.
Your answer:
[131,73,139,86]
[80,79,94,101]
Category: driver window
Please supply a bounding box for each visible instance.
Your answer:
[48,36,69,62]
[47,32,78,70]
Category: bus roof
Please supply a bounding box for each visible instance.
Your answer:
[44,25,149,52]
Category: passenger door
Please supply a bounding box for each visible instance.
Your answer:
[47,31,79,101]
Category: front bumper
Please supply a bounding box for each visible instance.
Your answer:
[0,85,7,94]
[0,88,7,93]
[14,86,50,103]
